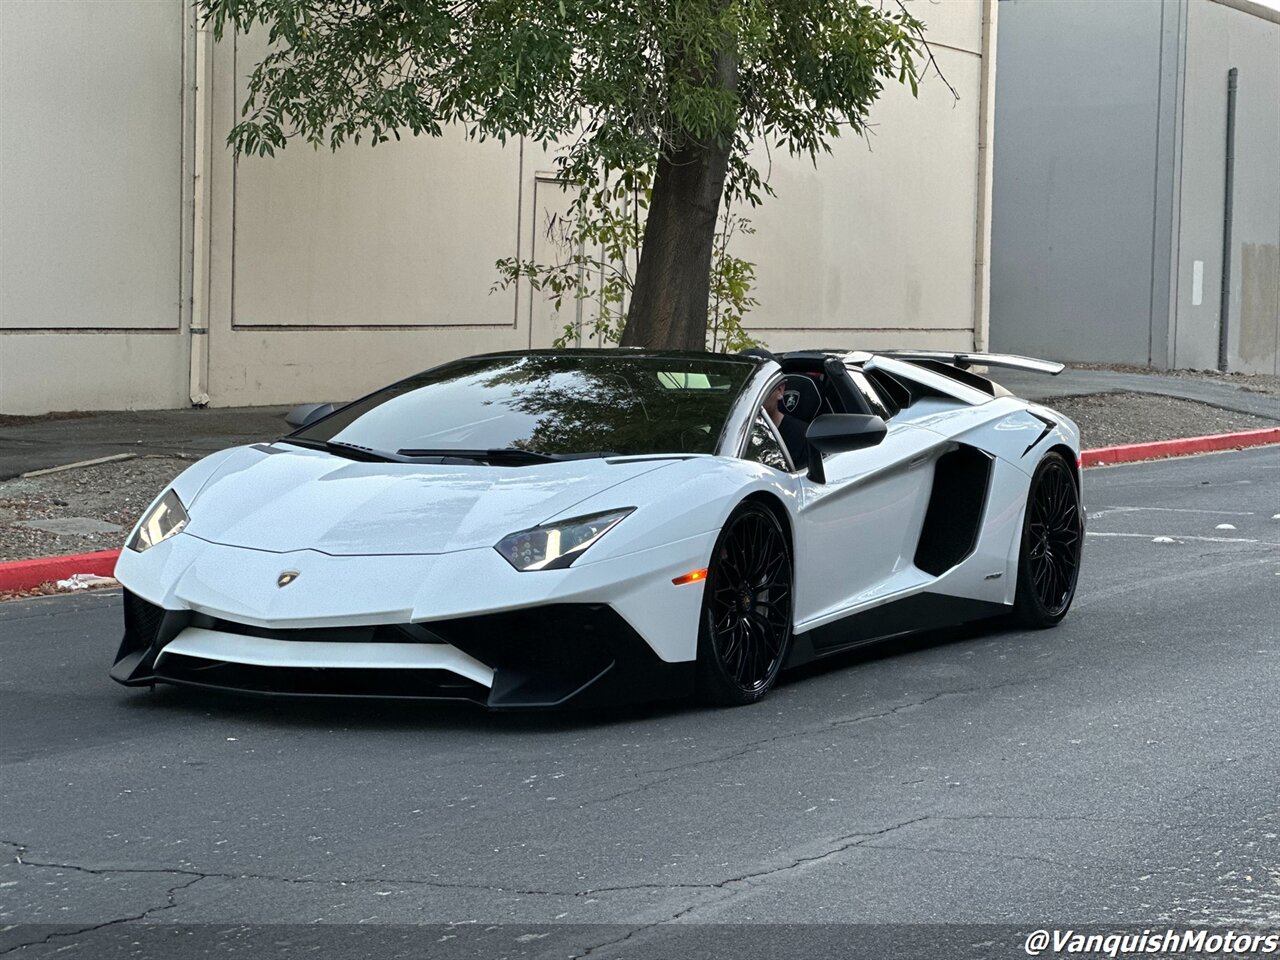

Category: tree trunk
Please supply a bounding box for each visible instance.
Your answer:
[623,47,737,351]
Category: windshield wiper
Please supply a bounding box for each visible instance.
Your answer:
[283,441,619,465]
[396,447,618,464]
[278,438,403,463]
[395,447,556,464]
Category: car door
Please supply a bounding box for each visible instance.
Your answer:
[788,368,950,634]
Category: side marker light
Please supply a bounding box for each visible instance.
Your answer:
[672,568,709,586]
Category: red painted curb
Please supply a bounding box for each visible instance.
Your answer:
[1081,426,1280,467]
[0,549,120,592]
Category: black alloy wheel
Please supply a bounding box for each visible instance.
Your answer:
[697,501,793,706]
[1013,451,1083,627]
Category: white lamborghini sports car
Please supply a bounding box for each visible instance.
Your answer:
[111,348,1085,708]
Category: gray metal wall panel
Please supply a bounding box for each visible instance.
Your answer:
[1172,1,1279,374]
[990,0,1168,364]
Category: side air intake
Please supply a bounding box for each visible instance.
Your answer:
[914,446,994,576]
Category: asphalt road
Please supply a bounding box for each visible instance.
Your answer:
[0,407,291,481]
[2,448,1277,959]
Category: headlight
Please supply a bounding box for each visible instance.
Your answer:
[494,508,634,571]
[126,489,189,553]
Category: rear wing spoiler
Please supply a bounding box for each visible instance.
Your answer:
[876,351,1064,375]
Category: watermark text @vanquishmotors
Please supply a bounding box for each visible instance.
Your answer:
[1025,929,1280,957]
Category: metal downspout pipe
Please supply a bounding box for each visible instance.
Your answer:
[1217,67,1237,373]
[189,14,213,406]
[972,0,998,353]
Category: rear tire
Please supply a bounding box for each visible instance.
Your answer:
[1011,451,1083,628]
[696,502,793,707]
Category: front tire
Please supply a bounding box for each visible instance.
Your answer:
[1012,451,1084,628]
[697,501,793,706]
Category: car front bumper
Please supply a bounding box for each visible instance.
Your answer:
[110,532,715,708]
[111,590,695,708]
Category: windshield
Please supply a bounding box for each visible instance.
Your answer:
[290,352,757,458]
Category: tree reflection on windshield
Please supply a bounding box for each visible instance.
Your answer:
[292,352,756,458]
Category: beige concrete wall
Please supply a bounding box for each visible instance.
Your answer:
[0,0,192,413]
[743,0,991,353]
[1,0,994,413]
[200,30,529,407]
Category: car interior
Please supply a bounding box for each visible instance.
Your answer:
[774,354,874,422]
[740,350,926,471]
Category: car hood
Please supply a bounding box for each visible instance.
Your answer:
[180,444,675,556]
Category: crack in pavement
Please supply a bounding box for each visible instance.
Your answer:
[572,817,931,958]
[572,896,710,959]
[686,816,929,889]
[3,840,720,900]
[0,875,203,956]
[2,804,1194,918]
[4,803,1208,954]
[569,801,1217,957]
[5,854,572,899]
[4,802,1212,954]
[581,677,1047,809]
[0,817,929,946]
[2,850,877,902]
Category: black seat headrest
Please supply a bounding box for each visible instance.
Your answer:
[780,374,823,422]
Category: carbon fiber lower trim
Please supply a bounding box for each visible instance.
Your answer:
[111,597,693,709]
[787,592,1008,663]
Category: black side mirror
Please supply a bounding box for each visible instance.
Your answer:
[805,414,887,483]
[284,402,335,429]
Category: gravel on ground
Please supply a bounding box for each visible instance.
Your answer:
[1045,391,1278,449]
[1,393,1277,567]
[1076,363,1280,398]
[0,456,191,562]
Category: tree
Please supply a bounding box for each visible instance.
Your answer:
[492,167,762,352]
[204,0,929,349]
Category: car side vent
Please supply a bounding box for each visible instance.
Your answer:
[914,446,994,576]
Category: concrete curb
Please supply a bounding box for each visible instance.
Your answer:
[1080,426,1280,468]
[3,427,1279,594]
[0,550,120,593]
